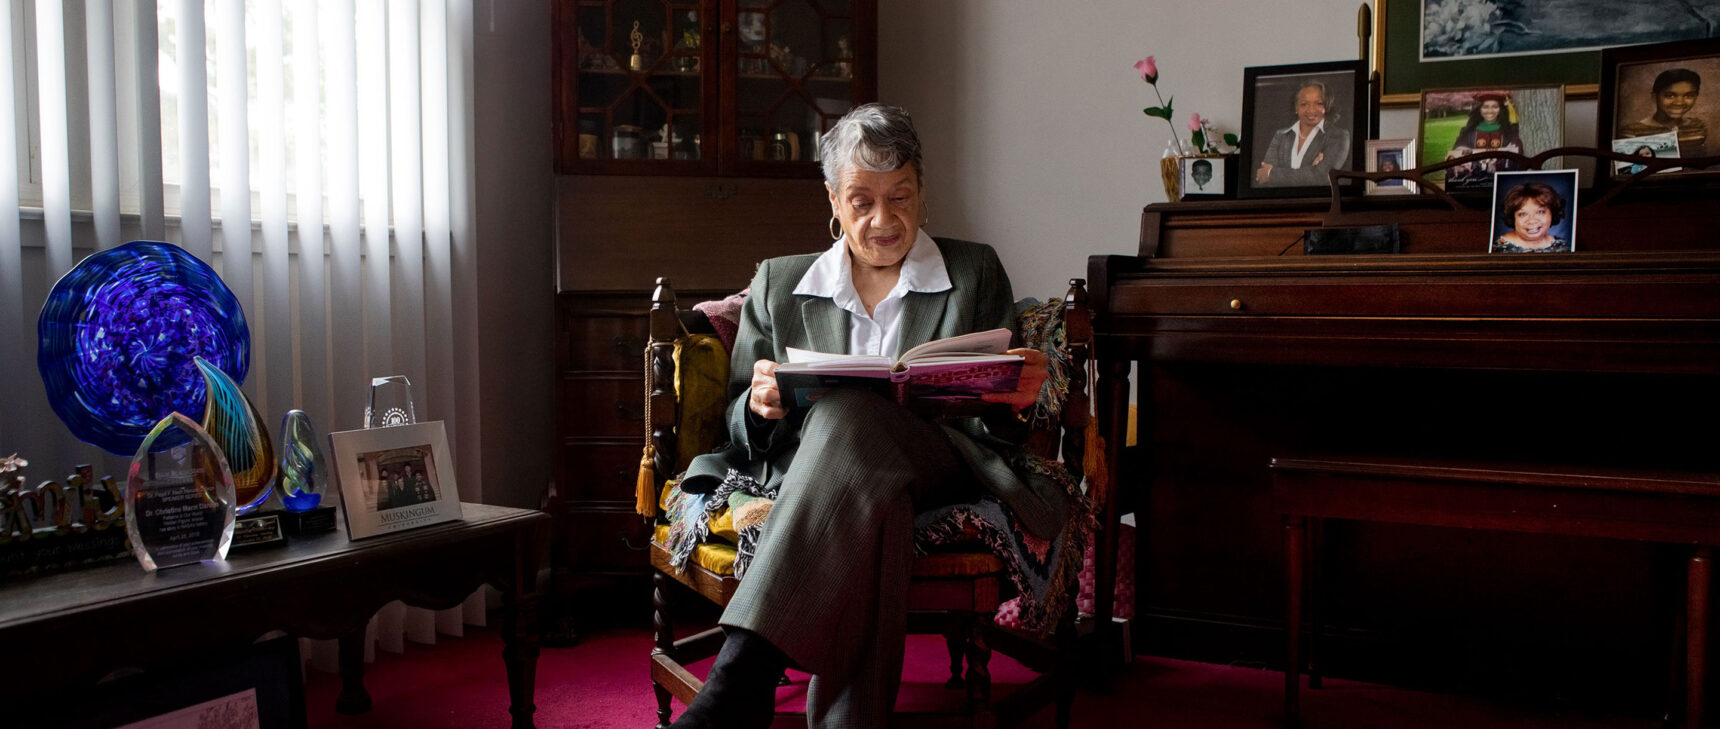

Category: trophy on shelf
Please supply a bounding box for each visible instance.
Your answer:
[277,410,338,535]
[125,413,237,571]
[630,20,645,71]
[364,375,418,429]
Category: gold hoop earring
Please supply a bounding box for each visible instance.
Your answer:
[829,216,842,240]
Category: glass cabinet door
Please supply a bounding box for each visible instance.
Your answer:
[724,0,862,176]
[563,0,716,174]
[553,0,873,175]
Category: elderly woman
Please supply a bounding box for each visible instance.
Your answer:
[669,104,1060,728]
[1254,79,1352,187]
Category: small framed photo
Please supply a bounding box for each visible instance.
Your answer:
[1177,155,1235,199]
[1598,38,1720,179]
[1238,60,1368,199]
[1610,132,1681,175]
[329,420,462,539]
[1488,169,1579,254]
[1416,85,1565,192]
[1365,138,1417,195]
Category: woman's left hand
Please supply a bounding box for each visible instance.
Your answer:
[981,348,1048,412]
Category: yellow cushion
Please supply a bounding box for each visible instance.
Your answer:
[654,523,738,576]
[673,334,730,474]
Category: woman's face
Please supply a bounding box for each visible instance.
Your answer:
[1295,86,1327,129]
[1478,99,1502,122]
[1656,81,1699,121]
[829,165,923,270]
[1512,199,1552,242]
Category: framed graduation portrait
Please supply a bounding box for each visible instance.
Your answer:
[1239,60,1368,199]
[1416,85,1565,191]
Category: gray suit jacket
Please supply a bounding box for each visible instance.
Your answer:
[680,237,1068,539]
[1258,122,1352,187]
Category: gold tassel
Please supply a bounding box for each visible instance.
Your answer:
[635,444,658,517]
[1083,418,1108,512]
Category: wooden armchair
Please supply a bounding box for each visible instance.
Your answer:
[644,277,1095,729]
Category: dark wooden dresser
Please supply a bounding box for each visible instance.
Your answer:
[1089,192,1720,712]
[549,175,830,627]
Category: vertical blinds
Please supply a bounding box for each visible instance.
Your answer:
[4,0,471,478]
[1,0,479,656]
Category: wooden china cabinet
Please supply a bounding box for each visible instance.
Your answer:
[548,0,877,628]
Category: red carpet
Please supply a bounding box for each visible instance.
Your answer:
[305,627,1659,728]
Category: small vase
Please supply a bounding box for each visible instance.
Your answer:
[1159,155,1181,202]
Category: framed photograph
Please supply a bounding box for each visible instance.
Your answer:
[1238,60,1368,199]
[1177,155,1235,200]
[329,420,462,540]
[25,636,305,729]
[1598,38,1720,179]
[1610,132,1680,176]
[1365,138,1417,195]
[1416,85,1564,191]
[1488,169,1579,254]
[1374,0,1720,106]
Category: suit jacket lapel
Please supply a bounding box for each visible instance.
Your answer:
[896,289,951,353]
[799,296,850,354]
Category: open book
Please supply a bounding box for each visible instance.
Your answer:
[774,328,1022,411]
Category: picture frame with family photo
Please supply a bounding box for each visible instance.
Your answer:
[1364,138,1418,195]
[1238,60,1368,199]
[1417,85,1565,192]
[1598,37,1720,181]
[329,420,463,540]
[1177,155,1236,200]
[1488,169,1579,254]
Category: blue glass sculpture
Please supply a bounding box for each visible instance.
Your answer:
[38,241,250,455]
[195,357,275,515]
[277,410,327,512]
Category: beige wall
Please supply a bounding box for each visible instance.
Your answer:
[877,0,1597,299]
[472,0,555,507]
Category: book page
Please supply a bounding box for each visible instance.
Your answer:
[784,346,892,368]
[897,328,1013,363]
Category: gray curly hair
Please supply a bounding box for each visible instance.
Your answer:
[818,103,923,189]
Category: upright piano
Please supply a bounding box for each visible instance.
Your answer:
[1087,190,1720,711]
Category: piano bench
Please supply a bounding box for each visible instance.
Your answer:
[1270,455,1720,728]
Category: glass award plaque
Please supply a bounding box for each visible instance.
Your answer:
[125,412,237,571]
[364,375,417,429]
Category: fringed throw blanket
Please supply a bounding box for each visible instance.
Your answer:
[664,468,777,580]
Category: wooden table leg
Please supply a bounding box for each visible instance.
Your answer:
[335,630,372,714]
[503,586,543,729]
[1687,546,1711,729]
[1285,514,1305,722]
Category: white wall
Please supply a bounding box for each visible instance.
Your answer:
[877,0,1596,299]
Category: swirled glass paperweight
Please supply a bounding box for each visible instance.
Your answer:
[278,410,327,511]
[38,241,251,456]
[125,412,237,571]
[194,357,275,515]
[276,410,339,534]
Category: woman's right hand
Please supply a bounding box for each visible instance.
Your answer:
[748,359,786,420]
[1255,163,1273,184]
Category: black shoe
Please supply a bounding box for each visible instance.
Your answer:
[670,628,788,729]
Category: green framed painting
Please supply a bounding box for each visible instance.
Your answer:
[1375,0,1719,106]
